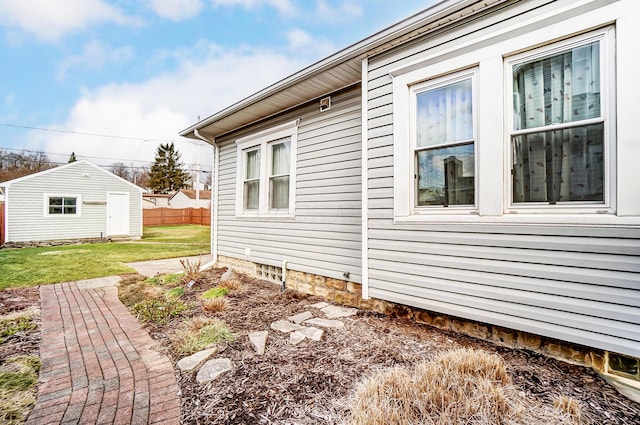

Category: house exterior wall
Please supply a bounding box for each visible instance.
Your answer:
[5,161,142,242]
[170,192,211,209]
[364,0,640,358]
[216,85,362,282]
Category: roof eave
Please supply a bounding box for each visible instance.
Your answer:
[179,0,483,139]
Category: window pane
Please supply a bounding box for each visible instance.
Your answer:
[243,180,259,209]
[269,176,289,209]
[64,198,76,207]
[417,143,474,206]
[63,206,76,214]
[271,140,290,176]
[512,123,603,203]
[245,149,260,179]
[49,206,62,214]
[513,41,600,130]
[49,197,62,206]
[416,78,473,147]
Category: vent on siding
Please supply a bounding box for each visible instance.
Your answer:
[255,263,283,283]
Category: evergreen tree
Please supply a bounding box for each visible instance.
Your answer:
[68,152,77,163]
[148,143,189,193]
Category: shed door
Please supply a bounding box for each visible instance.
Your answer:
[107,193,129,236]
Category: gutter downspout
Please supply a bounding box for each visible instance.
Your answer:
[361,57,369,300]
[194,129,218,271]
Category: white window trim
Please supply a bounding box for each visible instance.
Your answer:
[504,28,616,215]
[43,193,82,217]
[235,120,298,218]
[390,17,640,226]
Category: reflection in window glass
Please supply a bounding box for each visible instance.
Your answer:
[417,144,474,206]
[270,140,290,209]
[243,149,260,210]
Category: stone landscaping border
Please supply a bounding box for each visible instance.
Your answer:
[217,255,607,376]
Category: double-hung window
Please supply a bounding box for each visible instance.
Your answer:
[507,30,612,210]
[412,70,477,209]
[45,195,80,216]
[236,120,297,217]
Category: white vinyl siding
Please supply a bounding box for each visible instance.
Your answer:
[218,86,362,282]
[5,161,142,242]
[367,0,640,358]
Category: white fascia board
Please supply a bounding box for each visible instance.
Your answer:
[179,0,484,138]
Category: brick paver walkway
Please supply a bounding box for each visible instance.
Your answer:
[27,277,181,425]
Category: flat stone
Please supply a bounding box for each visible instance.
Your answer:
[304,318,345,329]
[290,331,306,345]
[249,331,268,355]
[220,268,237,282]
[196,358,233,384]
[298,326,324,341]
[288,311,313,324]
[321,305,358,319]
[310,302,329,309]
[270,320,305,333]
[177,348,217,372]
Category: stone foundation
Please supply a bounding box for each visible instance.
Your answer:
[217,255,606,373]
[2,237,115,249]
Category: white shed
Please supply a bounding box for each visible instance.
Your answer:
[0,160,143,245]
[169,189,211,209]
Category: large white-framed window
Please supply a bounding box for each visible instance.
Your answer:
[235,120,298,217]
[506,28,615,213]
[44,194,81,217]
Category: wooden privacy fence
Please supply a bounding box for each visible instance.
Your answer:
[0,202,4,245]
[143,207,210,226]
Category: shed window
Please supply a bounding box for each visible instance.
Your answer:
[48,196,77,215]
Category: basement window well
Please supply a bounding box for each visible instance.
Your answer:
[607,352,640,381]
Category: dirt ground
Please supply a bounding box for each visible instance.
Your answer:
[2,274,640,424]
[141,269,640,425]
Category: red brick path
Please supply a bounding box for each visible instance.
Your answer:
[27,279,181,425]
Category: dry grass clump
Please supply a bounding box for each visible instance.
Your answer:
[118,275,163,307]
[219,278,243,292]
[201,297,227,313]
[347,347,581,425]
[0,355,41,425]
[170,316,234,357]
[553,395,582,423]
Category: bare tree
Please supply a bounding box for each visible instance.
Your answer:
[0,149,54,182]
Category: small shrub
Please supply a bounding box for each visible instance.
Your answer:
[201,297,227,313]
[201,287,229,299]
[166,287,185,299]
[219,278,242,291]
[131,298,189,324]
[171,317,234,356]
[180,258,203,285]
[0,317,37,343]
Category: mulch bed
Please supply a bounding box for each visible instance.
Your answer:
[2,275,639,424]
[0,287,41,360]
[139,269,640,425]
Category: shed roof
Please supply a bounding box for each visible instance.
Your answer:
[0,160,145,192]
[170,189,211,200]
[179,0,505,141]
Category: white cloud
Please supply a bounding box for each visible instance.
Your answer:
[285,28,335,58]
[0,0,139,42]
[146,0,204,21]
[57,41,135,80]
[315,0,362,21]
[210,0,295,15]
[39,42,313,171]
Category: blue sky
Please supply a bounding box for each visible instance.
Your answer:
[0,0,435,176]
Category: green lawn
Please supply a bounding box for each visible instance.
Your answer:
[0,225,210,289]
